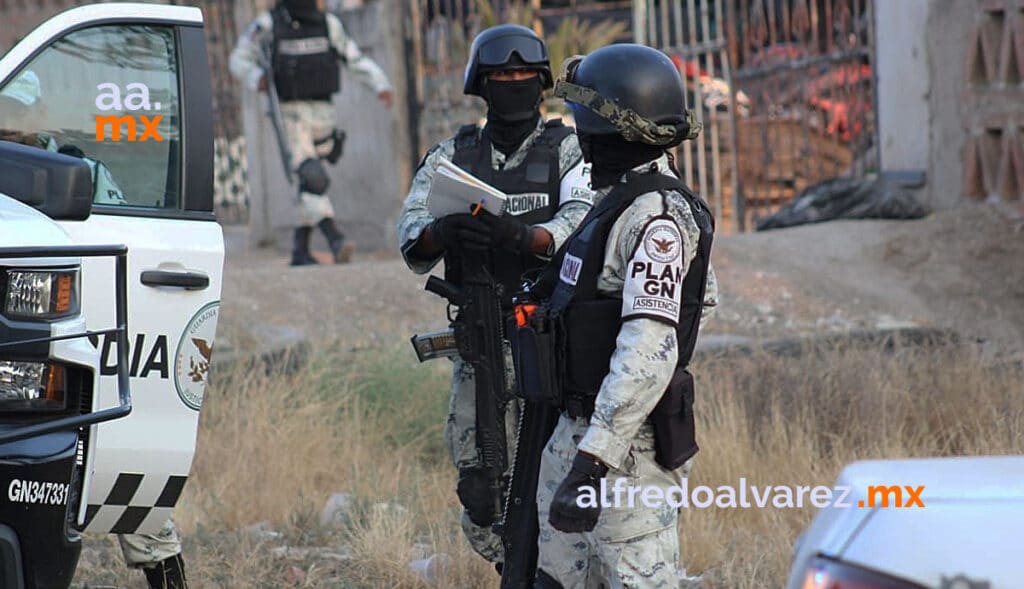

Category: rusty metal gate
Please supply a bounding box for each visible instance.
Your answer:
[726,0,876,229]
[408,0,875,232]
[412,0,747,230]
[634,0,744,231]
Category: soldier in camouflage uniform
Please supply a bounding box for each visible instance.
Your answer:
[230,0,393,266]
[530,45,719,588]
[397,25,594,567]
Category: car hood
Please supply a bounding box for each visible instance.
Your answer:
[799,456,1024,589]
[839,455,1024,503]
[0,193,74,250]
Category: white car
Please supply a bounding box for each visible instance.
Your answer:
[0,4,223,587]
[787,456,1024,589]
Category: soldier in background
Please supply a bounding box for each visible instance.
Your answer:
[230,0,393,266]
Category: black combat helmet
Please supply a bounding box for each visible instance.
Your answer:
[280,0,321,20]
[555,44,700,146]
[463,24,553,96]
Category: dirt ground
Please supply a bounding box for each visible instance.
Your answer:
[220,202,1024,359]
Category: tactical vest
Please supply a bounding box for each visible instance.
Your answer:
[541,171,714,414]
[271,7,340,101]
[444,119,572,298]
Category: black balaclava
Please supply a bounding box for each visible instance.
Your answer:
[580,133,667,189]
[481,76,544,156]
[281,0,322,22]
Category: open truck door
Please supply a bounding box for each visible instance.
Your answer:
[0,3,223,539]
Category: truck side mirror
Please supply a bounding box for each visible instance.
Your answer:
[0,139,92,221]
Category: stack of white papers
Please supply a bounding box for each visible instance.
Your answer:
[426,157,507,218]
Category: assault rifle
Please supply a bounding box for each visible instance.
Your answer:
[258,41,294,184]
[416,263,559,587]
[421,251,509,529]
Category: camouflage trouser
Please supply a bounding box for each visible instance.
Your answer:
[280,100,337,227]
[444,356,520,564]
[536,415,695,589]
[118,517,181,568]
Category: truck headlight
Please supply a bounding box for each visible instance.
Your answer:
[800,556,926,589]
[0,361,67,412]
[4,268,80,320]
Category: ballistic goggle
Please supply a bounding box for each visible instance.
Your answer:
[554,55,701,146]
[475,34,548,68]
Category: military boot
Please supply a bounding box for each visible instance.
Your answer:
[317,218,355,264]
[291,226,319,266]
[143,553,187,589]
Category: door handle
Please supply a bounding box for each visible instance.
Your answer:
[140,270,210,290]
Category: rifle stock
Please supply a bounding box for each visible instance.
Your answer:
[259,42,294,185]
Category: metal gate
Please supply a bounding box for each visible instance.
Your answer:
[409,1,874,232]
[726,0,876,229]
[634,0,744,231]
[413,0,746,231]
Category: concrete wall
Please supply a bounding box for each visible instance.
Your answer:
[239,0,412,253]
[875,0,931,173]
[876,0,1019,212]
[924,0,975,211]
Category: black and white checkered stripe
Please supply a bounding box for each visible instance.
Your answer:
[83,473,188,534]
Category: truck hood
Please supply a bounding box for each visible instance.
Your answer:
[0,193,74,249]
[839,456,1024,588]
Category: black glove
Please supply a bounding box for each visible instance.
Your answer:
[456,466,497,527]
[429,213,491,252]
[57,144,86,159]
[478,211,534,254]
[548,452,610,533]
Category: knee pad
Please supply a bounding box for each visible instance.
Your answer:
[534,569,563,589]
[456,466,496,527]
[297,158,330,195]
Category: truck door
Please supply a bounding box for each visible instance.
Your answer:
[0,4,222,535]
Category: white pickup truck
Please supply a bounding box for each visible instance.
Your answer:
[0,4,224,587]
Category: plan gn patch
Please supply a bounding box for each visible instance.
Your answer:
[622,217,685,326]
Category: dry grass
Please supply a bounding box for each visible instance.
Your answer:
[680,342,1024,587]
[74,339,1023,588]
